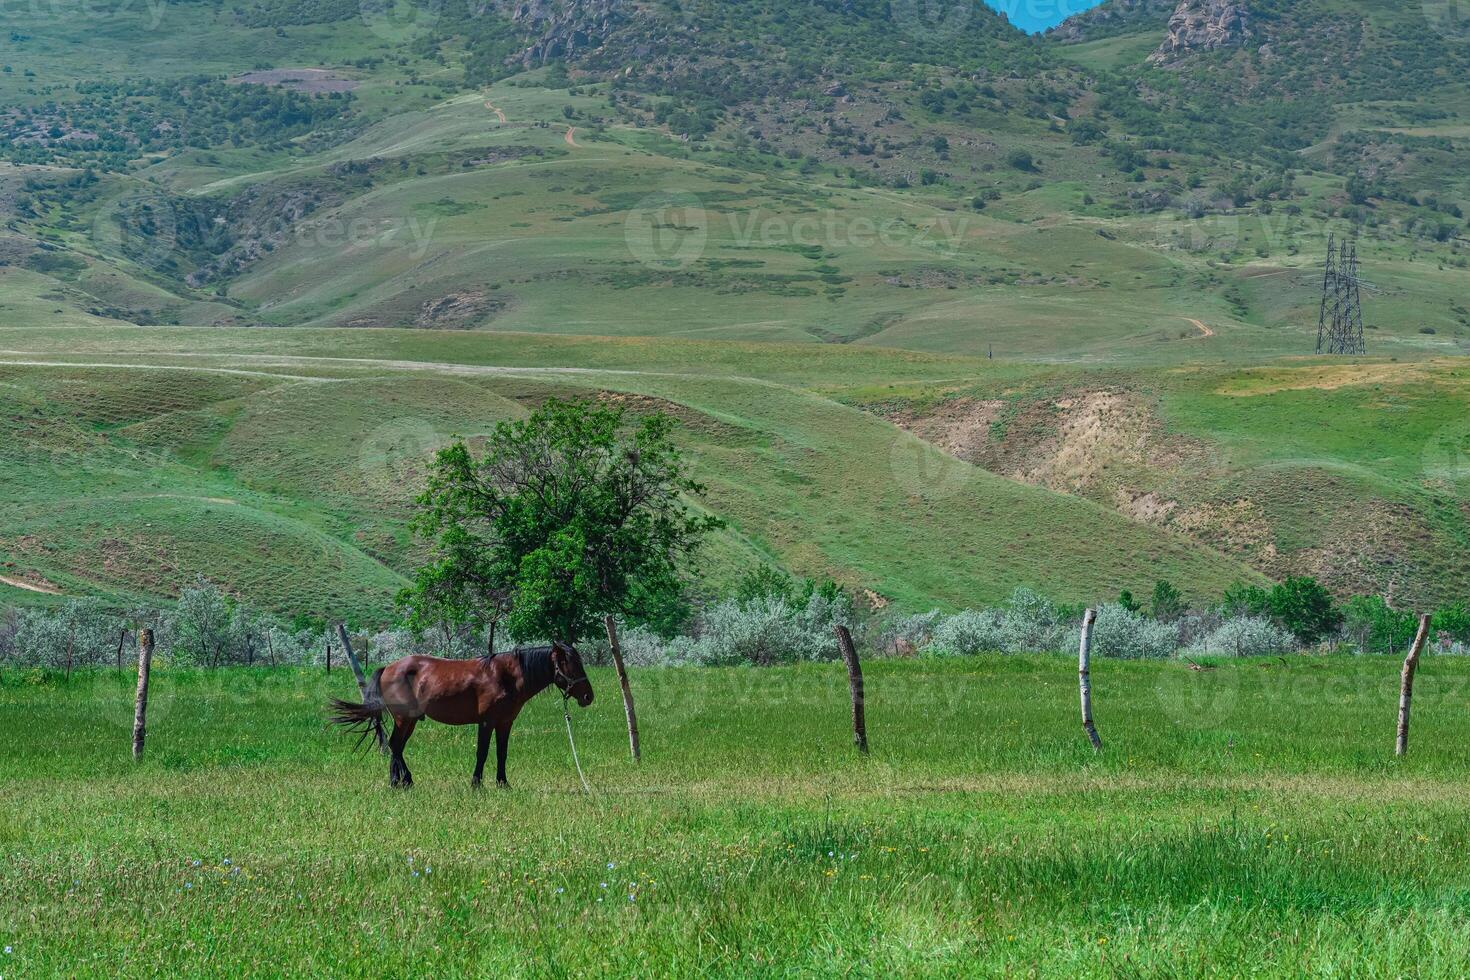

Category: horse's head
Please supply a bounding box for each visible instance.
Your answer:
[551,641,594,708]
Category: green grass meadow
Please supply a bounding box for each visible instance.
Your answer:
[4,656,1470,976]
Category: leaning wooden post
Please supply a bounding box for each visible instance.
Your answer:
[325,638,331,675]
[132,628,154,761]
[833,624,868,753]
[1395,614,1432,757]
[604,615,641,763]
[1079,608,1102,752]
[335,623,370,698]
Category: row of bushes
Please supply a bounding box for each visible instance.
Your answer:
[606,575,1470,667]
[605,588,1293,667]
[0,579,480,674]
[3,578,1468,672]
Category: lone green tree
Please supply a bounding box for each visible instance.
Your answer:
[403,398,720,759]
[1150,580,1186,623]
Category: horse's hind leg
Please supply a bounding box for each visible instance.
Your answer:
[388,715,417,789]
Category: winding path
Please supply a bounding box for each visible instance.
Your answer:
[484,100,507,124]
[564,125,580,147]
[1183,317,1215,339]
[0,573,61,595]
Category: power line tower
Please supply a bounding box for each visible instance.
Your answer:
[1316,233,1368,355]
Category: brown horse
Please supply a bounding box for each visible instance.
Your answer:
[329,642,593,789]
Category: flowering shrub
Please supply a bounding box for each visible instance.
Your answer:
[656,591,858,666]
[928,609,1008,656]
[1073,603,1179,660]
[1190,616,1295,657]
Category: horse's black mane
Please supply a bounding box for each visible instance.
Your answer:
[483,644,557,692]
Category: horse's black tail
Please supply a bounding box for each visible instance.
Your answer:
[328,667,388,754]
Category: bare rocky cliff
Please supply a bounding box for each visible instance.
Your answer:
[1148,0,1253,64]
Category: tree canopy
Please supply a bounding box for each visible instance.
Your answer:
[402,398,721,645]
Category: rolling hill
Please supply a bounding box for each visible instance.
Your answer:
[0,0,1466,616]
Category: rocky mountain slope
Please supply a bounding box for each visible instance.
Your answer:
[1147,0,1255,63]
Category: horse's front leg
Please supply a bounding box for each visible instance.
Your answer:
[495,724,511,788]
[472,722,491,790]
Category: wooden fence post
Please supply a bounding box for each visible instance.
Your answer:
[132,628,154,761]
[335,623,370,699]
[833,624,868,753]
[1396,614,1432,757]
[325,638,331,675]
[604,615,641,763]
[1079,608,1102,752]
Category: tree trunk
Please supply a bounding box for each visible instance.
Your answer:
[604,615,641,763]
[266,629,277,667]
[132,629,154,761]
[834,624,868,753]
[325,639,331,675]
[1079,608,1102,752]
[335,623,369,698]
[1396,614,1432,757]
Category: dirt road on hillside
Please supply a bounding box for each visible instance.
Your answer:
[1183,317,1215,339]
[0,573,61,595]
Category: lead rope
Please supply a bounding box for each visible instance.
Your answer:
[558,671,592,795]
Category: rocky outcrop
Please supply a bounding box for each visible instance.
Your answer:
[501,0,631,69]
[1148,0,1252,64]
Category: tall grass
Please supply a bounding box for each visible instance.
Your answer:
[4,657,1470,975]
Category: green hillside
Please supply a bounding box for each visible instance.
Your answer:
[0,328,1272,618]
[0,0,1466,614]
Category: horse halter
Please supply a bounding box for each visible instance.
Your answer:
[552,645,586,704]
